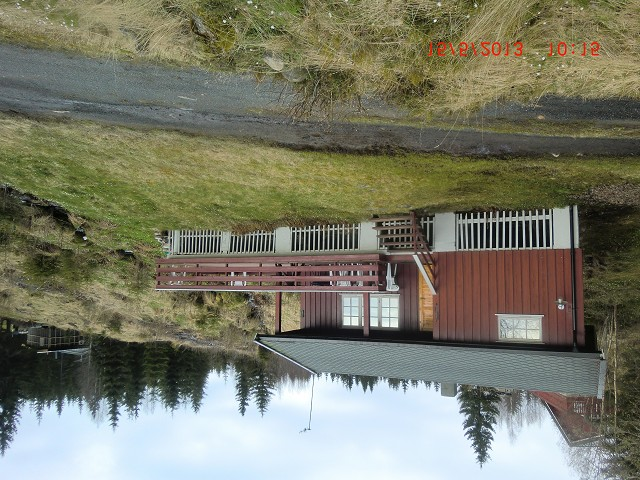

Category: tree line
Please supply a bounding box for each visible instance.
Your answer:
[0,326,608,474]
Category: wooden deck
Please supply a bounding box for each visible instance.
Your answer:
[156,254,388,292]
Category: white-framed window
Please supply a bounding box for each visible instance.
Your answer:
[497,314,543,342]
[342,295,363,327]
[341,295,399,328]
[370,295,399,328]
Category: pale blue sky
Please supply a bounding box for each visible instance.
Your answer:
[3,372,581,480]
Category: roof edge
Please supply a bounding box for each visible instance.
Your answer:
[253,335,317,375]
[255,334,604,359]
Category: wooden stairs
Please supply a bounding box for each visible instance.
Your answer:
[373,212,436,294]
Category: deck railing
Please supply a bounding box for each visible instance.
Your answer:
[169,230,223,255]
[156,254,387,292]
[164,208,568,257]
[456,209,554,250]
[168,230,276,255]
[26,327,85,348]
[291,224,360,252]
[229,231,276,254]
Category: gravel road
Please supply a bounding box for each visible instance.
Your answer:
[1,42,638,156]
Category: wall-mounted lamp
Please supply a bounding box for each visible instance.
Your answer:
[556,298,568,310]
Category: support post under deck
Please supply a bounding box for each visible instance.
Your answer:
[275,292,282,334]
[363,293,370,337]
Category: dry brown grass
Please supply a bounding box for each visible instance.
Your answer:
[223,0,639,116]
[1,0,637,116]
[260,292,300,333]
[0,189,268,345]
[0,0,206,64]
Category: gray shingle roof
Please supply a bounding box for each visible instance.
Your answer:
[255,335,606,397]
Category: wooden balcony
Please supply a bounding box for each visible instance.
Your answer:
[156,254,388,292]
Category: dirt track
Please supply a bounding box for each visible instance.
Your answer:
[0,42,638,156]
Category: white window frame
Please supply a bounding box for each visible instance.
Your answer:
[496,314,543,342]
[370,294,400,329]
[341,294,400,329]
[342,295,363,327]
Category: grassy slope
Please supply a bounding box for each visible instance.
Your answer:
[1,115,639,249]
[1,113,639,331]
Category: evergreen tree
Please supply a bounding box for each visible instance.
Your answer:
[457,385,501,467]
[143,343,171,393]
[93,338,131,429]
[387,378,401,391]
[160,348,182,413]
[123,344,146,419]
[0,396,21,456]
[234,363,253,416]
[401,379,410,393]
[251,368,275,417]
[172,347,210,413]
[355,375,378,393]
[339,374,354,391]
[0,329,37,455]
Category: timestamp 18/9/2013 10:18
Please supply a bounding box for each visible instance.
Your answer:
[427,41,601,57]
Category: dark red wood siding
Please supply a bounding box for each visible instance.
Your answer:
[300,260,420,331]
[433,249,584,347]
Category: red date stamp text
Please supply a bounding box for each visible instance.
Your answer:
[428,41,601,58]
[428,41,523,57]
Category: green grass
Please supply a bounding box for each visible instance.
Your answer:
[2,114,639,251]
[1,113,639,351]
[347,114,640,139]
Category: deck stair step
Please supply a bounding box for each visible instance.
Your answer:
[372,216,413,222]
[374,213,437,294]
[374,215,424,252]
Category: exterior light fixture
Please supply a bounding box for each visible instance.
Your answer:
[556,298,568,310]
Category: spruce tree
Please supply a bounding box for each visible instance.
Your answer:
[457,385,501,467]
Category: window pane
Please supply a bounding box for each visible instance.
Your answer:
[527,319,539,330]
[527,329,540,340]
[513,318,526,329]
[513,329,527,339]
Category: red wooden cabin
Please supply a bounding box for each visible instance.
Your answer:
[157,207,606,397]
